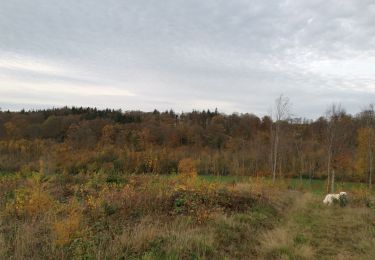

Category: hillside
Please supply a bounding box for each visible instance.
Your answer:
[0,106,374,186]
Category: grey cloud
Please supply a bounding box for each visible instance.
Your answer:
[0,0,375,118]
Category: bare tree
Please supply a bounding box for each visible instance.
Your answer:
[294,127,304,182]
[271,94,290,182]
[325,103,348,193]
[365,104,374,190]
[359,104,375,189]
[369,110,374,190]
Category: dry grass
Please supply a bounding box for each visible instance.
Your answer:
[119,217,163,253]
[261,227,315,259]
[260,191,375,260]
[2,172,375,259]
[12,221,52,260]
[0,232,7,257]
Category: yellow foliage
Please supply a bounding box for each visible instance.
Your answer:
[178,158,198,181]
[7,188,54,218]
[85,187,109,217]
[53,210,82,247]
[86,195,99,210]
[26,191,54,216]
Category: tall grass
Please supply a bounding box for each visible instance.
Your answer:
[1,171,375,259]
[0,172,286,259]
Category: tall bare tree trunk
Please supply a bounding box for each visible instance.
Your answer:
[325,103,342,194]
[369,128,373,190]
[369,150,373,190]
[326,149,331,194]
[331,170,335,193]
[299,155,304,183]
[271,94,290,182]
[364,104,374,190]
[272,125,279,182]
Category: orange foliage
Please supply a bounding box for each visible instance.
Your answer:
[178,158,198,180]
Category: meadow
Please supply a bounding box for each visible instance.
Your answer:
[1,170,375,259]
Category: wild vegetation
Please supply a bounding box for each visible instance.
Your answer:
[2,101,375,258]
[1,171,375,259]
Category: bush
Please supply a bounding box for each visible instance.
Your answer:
[178,158,198,180]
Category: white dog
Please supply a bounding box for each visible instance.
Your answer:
[323,192,347,205]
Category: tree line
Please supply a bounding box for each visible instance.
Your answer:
[1,99,375,190]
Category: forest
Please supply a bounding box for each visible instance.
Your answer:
[0,101,374,186]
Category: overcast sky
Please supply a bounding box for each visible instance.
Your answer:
[1,0,375,118]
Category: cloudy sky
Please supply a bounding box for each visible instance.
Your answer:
[1,0,375,118]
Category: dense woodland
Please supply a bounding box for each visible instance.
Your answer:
[1,103,375,185]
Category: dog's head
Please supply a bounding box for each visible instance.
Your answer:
[339,192,347,197]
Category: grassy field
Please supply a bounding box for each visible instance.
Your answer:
[1,172,375,259]
[200,175,374,194]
